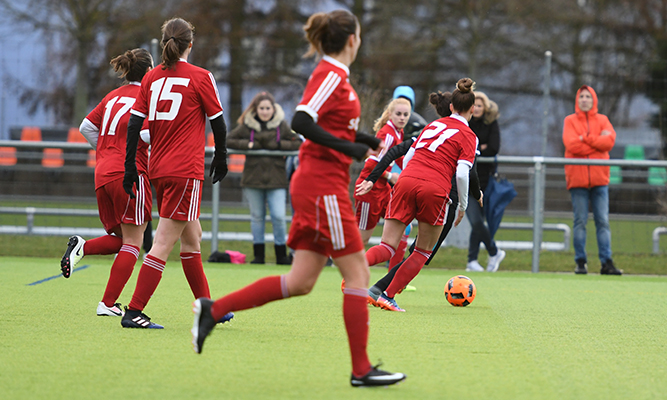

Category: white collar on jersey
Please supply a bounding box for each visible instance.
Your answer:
[179,58,188,63]
[322,55,349,76]
[387,119,399,135]
[128,81,141,86]
[450,113,470,126]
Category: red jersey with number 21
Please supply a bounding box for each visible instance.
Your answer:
[400,114,478,195]
[131,60,223,180]
[292,55,361,195]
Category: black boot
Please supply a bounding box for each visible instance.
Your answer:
[251,243,265,264]
[274,244,292,265]
[574,259,588,274]
[600,259,622,275]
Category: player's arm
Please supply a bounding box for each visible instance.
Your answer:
[455,161,472,226]
[209,115,228,184]
[291,111,370,161]
[355,131,381,149]
[79,118,99,149]
[365,139,413,184]
[123,113,144,198]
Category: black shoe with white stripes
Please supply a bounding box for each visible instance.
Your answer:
[350,364,406,387]
[121,307,164,329]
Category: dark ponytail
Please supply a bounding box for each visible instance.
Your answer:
[109,48,153,83]
[428,91,453,118]
[302,10,358,58]
[160,18,194,69]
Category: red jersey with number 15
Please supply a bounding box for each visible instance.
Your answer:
[292,56,361,195]
[85,82,149,190]
[400,114,478,195]
[131,59,223,180]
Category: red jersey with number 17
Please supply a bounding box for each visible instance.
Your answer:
[131,60,224,180]
[292,56,361,195]
[85,82,149,190]
[400,114,478,195]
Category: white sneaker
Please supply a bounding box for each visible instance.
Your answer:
[60,235,85,278]
[466,260,484,272]
[487,249,506,272]
[97,302,124,317]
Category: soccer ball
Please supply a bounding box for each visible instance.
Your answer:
[444,275,476,307]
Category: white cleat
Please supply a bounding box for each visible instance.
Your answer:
[487,249,506,272]
[97,302,124,317]
[60,235,85,278]
[466,260,484,272]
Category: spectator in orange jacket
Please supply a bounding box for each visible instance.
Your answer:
[562,85,621,275]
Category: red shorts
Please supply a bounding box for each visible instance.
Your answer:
[354,179,391,231]
[152,177,202,221]
[96,174,152,234]
[385,176,450,226]
[288,192,364,258]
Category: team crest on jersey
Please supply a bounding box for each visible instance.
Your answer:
[349,91,356,101]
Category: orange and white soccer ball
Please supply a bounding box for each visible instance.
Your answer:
[444,275,476,307]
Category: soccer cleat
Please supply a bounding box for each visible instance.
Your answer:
[600,259,622,275]
[402,284,417,292]
[487,249,506,272]
[192,298,218,354]
[60,235,85,278]
[466,260,484,272]
[121,307,164,329]
[377,292,405,312]
[574,259,588,275]
[97,302,124,317]
[350,364,407,387]
[218,312,234,324]
[367,286,381,307]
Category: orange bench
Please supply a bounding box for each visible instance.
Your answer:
[207,132,244,173]
[21,126,64,168]
[67,127,96,168]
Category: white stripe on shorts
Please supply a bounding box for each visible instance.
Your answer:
[358,201,370,230]
[324,195,345,250]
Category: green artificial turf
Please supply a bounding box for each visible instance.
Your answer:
[1,257,666,399]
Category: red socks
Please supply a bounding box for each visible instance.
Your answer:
[180,252,210,299]
[210,275,289,321]
[386,246,432,298]
[128,254,165,311]
[343,288,372,378]
[102,244,139,307]
[389,234,409,268]
[365,241,396,267]
[83,235,122,255]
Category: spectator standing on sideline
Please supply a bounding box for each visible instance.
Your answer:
[190,9,406,387]
[227,91,301,265]
[563,85,622,275]
[122,17,233,328]
[466,91,505,273]
[61,48,153,317]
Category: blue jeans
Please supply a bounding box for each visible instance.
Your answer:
[466,197,498,262]
[570,186,612,263]
[243,187,287,246]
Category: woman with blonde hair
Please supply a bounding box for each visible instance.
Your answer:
[227,91,302,264]
[354,97,411,245]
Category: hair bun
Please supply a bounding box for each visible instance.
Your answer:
[456,78,474,93]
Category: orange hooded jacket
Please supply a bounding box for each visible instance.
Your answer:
[562,85,616,190]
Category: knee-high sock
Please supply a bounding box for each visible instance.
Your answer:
[181,251,210,299]
[128,254,165,311]
[365,242,395,267]
[84,235,123,255]
[388,234,409,268]
[210,275,289,321]
[386,247,432,298]
[102,244,139,307]
[344,287,372,378]
[373,259,405,292]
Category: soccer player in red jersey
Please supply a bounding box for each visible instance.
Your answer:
[360,78,479,312]
[354,97,410,245]
[190,10,406,387]
[121,18,230,329]
[60,49,153,318]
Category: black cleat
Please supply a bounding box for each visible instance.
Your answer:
[600,259,622,275]
[192,298,218,354]
[121,307,164,329]
[574,259,588,275]
[60,235,85,278]
[350,364,406,387]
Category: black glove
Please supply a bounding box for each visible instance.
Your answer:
[209,153,228,184]
[123,167,139,198]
